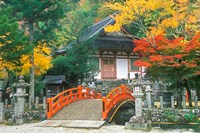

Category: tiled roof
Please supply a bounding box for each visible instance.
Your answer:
[42,75,66,84]
[56,13,116,54]
[79,14,115,41]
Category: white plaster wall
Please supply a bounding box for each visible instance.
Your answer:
[94,58,101,79]
[116,59,128,79]
[94,72,101,79]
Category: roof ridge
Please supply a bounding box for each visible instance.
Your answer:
[87,19,114,39]
[92,12,116,27]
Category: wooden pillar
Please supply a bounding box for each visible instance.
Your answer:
[127,52,130,84]
[100,51,103,79]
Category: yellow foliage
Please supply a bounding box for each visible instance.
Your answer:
[19,43,52,76]
[104,0,199,39]
[105,0,175,35]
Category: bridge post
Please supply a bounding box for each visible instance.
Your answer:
[47,90,52,119]
[102,97,107,119]
[47,98,52,119]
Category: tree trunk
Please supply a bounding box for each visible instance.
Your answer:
[186,87,192,107]
[28,23,35,110]
[177,92,182,108]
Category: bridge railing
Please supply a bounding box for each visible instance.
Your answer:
[47,85,101,119]
[102,84,134,120]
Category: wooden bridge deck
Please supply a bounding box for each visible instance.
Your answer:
[50,99,102,121]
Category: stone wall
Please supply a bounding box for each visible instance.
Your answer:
[143,108,200,124]
[4,110,46,124]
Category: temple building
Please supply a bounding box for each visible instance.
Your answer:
[56,14,145,80]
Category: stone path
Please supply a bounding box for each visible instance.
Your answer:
[0,123,198,133]
[51,99,102,120]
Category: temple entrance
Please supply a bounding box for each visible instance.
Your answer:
[101,58,116,79]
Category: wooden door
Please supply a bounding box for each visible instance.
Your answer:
[101,58,116,79]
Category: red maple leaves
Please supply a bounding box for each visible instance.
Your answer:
[133,33,200,75]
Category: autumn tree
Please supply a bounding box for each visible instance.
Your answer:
[104,0,200,107]
[3,0,78,109]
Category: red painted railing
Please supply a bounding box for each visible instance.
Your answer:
[47,85,101,119]
[102,84,134,120]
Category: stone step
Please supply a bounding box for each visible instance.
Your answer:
[51,99,102,121]
[35,120,105,129]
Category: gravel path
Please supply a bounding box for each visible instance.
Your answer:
[0,123,198,133]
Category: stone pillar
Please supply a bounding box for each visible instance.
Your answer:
[5,99,8,109]
[11,97,14,109]
[194,96,198,109]
[35,96,39,109]
[182,95,186,109]
[160,96,163,109]
[171,95,175,109]
[0,102,4,122]
[145,82,152,109]
[102,85,106,97]
[12,75,30,124]
[133,86,144,117]
[0,91,2,102]
[43,97,46,110]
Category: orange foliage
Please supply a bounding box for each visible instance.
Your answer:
[149,55,163,62]
[185,33,200,53]
[134,59,151,67]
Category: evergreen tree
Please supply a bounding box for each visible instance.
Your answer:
[48,40,98,86]
[0,3,30,88]
[3,0,78,109]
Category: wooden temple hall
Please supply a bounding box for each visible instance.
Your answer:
[56,14,144,80]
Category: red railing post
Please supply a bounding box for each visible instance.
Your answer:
[47,98,52,119]
[69,90,73,103]
[59,94,63,108]
[78,85,82,99]
[121,84,125,93]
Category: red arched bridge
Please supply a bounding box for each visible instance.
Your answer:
[46,84,135,122]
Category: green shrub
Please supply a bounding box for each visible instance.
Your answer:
[183,111,199,123]
[164,110,179,123]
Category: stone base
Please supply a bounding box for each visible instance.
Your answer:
[15,118,23,125]
[125,116,151,131]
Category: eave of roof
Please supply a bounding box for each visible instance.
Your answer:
[94,35,134,52]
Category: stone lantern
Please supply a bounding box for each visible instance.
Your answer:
[125,75,151,130]
[12,75,30,124]
[132,78,144,117]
